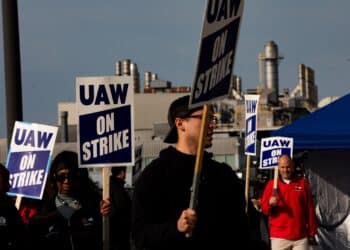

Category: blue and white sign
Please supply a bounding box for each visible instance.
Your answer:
[259,136,293,169]
[6,121,58,199]
[244,94,259,155]
[132,144,143,185]
[189,0,244,108]
[76,76,135,168]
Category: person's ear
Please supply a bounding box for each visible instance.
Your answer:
[175,117,185,131]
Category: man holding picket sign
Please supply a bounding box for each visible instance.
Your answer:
[260,154,318,250]
[131,95,250,250]
[131,0,255,249]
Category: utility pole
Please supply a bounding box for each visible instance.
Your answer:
[2,0,23,146]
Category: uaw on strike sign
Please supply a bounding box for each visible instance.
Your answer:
[244,95,259,155]
[190,0,244,107]
[6,122,58,199]
[76,76,135,168]
[259,136,293,169]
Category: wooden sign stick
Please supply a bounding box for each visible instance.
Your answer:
[273,166,279,196]
[244,155,251,214]
[102,167,110,250]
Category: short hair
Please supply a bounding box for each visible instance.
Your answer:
[111,167,126,176]
[50,151,88,181]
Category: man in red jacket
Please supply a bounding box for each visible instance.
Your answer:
[261,155,318,250]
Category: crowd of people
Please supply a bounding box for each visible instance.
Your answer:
[0,95,318,250]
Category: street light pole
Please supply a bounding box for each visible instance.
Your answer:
[2,0,23,146]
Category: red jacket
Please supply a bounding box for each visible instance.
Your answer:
[261,176,318,240]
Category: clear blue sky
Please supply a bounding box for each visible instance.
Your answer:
[1,1,349,138]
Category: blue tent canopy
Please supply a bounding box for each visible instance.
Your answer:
[272,93,350,149]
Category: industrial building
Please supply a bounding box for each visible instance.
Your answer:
[0,40,328,192]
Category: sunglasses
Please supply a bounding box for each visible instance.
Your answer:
[55,172,77,183]
[185,114,218,124]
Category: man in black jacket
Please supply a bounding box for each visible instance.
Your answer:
[131,95,250,250]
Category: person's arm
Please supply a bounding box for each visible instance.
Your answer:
[260,181,274,215]
[28,199,61,228]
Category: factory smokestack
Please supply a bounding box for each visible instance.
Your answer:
[259,41,283,104]
[122,59,131,76]
[115,61,122,76]
[144,71,152,90]
[130,62,140,93]
[115,59,140,93]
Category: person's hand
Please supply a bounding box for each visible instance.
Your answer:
[100,198,112,216]
[251,198,261,211]
[308,236,317,245]
[177,208,197,238]
[269,196,278,207]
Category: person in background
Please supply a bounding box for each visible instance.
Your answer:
[260,154,318,250]
[105,166,132,250]
[28,151,102,250]
[0,163,27,250]
[131,95,251,250]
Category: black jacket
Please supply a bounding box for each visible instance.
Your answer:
[28,194,102,250]
[0,195,27,250]
[109,176,131,250]
[131,146,249,250]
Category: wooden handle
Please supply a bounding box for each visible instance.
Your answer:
[245,155,251,214]
[102,167,110,250]
[273,166,279,196]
